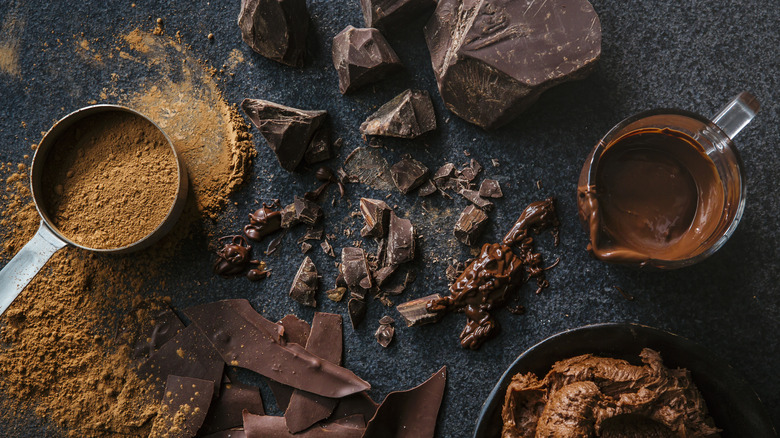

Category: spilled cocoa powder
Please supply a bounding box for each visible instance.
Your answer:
[42,111,178,249]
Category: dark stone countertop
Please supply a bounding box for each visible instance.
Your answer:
[0,0,778,436]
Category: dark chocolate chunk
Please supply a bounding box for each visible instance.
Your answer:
[360,90,437,139]
[201,382,265,435]
[293,196,323,226]
[373,265,397,287]
[300,241,312,253]
[453,204,489,246]
[303,128,331,164]
[424,0,601,129]
[386,213,415,265]
[397,294,443,327]
[360,0,436,29]
[341,247,372,291]
[459,189,493,210]
[280,204,299,228]
[390,157,429,194]
[150,375,214,438]
[238,0,309,67]
[417,179,437,196]
[285,313,343,433]
[289,256,318,307]
[332,26,403,94]
[348,298,367,329]
[214,235,252,277]
[201,430,246,438]
[184,300,370,398]
[433,162,456,180]
[243,412,364,438]
[363,366,447,437]
[479,179,503,198]
[244,203,282,241]
[136,324,225,396]
[320,239,335,257]
[241,99,329,171]
[130,307,185,360]
[374,317,395,348]
[359,198,392,238]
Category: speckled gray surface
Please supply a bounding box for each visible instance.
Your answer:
[0,0,778,436]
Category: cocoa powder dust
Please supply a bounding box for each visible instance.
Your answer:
[42,110,179,249]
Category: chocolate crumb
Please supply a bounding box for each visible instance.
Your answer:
[374,318,395,348]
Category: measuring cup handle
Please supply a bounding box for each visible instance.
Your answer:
[711,91,760,140]
[0,221,68,316]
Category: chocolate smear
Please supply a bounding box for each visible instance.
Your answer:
[386,213,415,265]
[150,375,214,438]
[453,204,489,246]
[241,99,329,171]
[201,382,265,435]
[459,189,493,210]
[360,0,436,29]
[360,90,436,139]
[479,179,503,198]
[244,203,282,241]
[243,411,364,438]
[284,313,343,433]
[184,300,370,398]
[424,0,601,129]
[374,316,395,348]
[214,235,252,277]
[359,198,392,238]
[332,26,403,94]
[289,256,319,307]
[348,297,367,329]
[238,0,309,67]
[363,366,447,437]
[397,294,442,327]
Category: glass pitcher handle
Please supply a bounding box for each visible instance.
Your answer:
[711,92,760,140]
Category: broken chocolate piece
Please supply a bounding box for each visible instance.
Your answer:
[150,375,214,438]
[293,196,323,226]
[363,366,447,437]
[326,287,347,302]
[320,239,335,257]
[359,198,392,238]
[360,0,436,29]
[433,162,456,181]
[386,213,415,265]
[479,179,503,198]
[373,265,397,287]
[280,204,299,228]
[241,99,329,171]
[300,241,312,253]
[289,256,318,307]
[129,307,185,360]
[184,300,370,398]
[341,247,372,291]
[303,128,331,164]
[360,90,437,139]
[453,204,489,246]
[417,179,437,196]
[348,298,367,329]
[397,294,442,327]
[332,26,403,94]
[244,203,282,241]
[268,315,312,412]
[331,392,379,425]
[238,0,309,67]
[374,317,395,348]
[243,412,364,438]
[285,313,343,433]
[460,189,493,210]
[214,235,252,277]
[424,0,601,129]
[201,382,265,435]
[391,156,429,194]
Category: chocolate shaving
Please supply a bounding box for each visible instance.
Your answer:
[390,156,430,194]
[453,204,489,246]
[200,382,265,435]
[479,179,503,198]
[150,375,214,438]
[332,26,403,94]
[360,90,436,139]
[238,0,309,67]
[397,294,442,327]
[320,239,335,257]
[289,257,319,307]
[265,232,286,255]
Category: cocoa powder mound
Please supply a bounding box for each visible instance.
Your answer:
[42,111,178,249]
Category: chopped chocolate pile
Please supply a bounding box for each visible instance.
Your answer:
[399,198,559,349]
[424,0,601,129]
[390,156,430,194]
[332,25,403,94]
[214,235,253,277]
[501,349,721,437]
[453,204,488,246]
[241,99,330,171]
[360,89,437,139]
[238,0,310,67]
[289,256,319,307]
[360,0,437,29]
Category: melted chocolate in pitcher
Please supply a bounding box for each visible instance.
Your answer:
[579,128,725,264]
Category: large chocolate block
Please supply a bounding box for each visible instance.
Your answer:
[238,0,310,67]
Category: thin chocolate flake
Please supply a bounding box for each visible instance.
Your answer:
[332,26,403,94]
[360,90,436,139]
[614,285,635,301]
[453,204,489,246]
[359,198,392,238]
[363,366,447,437]
[184,300,370,398]
[243,412,364,438]
[386,213,415,265]
[241,99,329,171]
[320,239,335,257]
[150,375,214,438]
[348,298,367,329]
[128,307,185,360]
[238,0,309,67]
[265,232,285,255]
[331,392,379,425]
[289,257,318,307]
[268,315,311,413]
[200,382,265,435]
[433,162,456,181]
[397,294,442,327]
[479,179,503,198]
[300,241,312,253]
[390,156,430,194]
[459,189,493,210]
[360,0,436,29]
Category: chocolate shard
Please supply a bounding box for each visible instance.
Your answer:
[184,300,370,398]
[129,307,185,360]
[243,412,364,438]
[453,204,489,246]
[425,0,601,129]
[201,382,265,435]
[460,188,493,210]
[390,157,429,194]
[268,314,311,412]
[360,0,437,29]
[280,203,299,228]
[397,294,442,327]
[326,287,347,302]
[417,179,437,197]
[241,99,329,171]
[359,198,392,238]
[374,317,395,348]
[289,256,318,307]
[237,0,309,67]
[360,90,437,139]
[332,26,403,94]
[150,375,215,438]
[363,366,447,437]
[433,162,456,181]
[341,247,372,291]
[293,196,323,226]
[348,298,367,329]
[479,179,503,198]
[331,392,379,425]
[386,213,415,265]
[373,265,397,287]
[285,313,343,433]
[303,127,332,164]
[320,239,336,257]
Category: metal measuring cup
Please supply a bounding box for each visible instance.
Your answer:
[0,105,188,315]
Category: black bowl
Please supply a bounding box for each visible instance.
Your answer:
[472,323,776,438]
